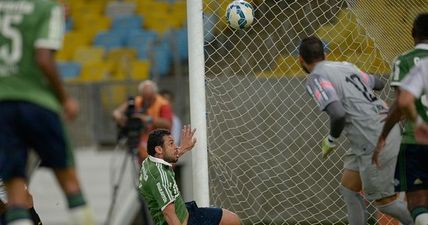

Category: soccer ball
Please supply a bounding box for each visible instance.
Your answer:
[225,0,254,30]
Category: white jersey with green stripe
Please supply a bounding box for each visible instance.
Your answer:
[306,61,390,155]
[0,179,6,203]
[400,58,428,123]
[390,44,428,144]
[138,156,188,225]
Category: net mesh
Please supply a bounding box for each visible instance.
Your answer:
[200,0,428,224]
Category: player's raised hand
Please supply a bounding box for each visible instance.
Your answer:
[372,138,385,168]
[321,136,336,159]
[179,125,197,156]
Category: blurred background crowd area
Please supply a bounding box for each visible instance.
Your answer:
[57,0,189,83]
[58,0,193,147]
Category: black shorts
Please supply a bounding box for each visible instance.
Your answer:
[395,144,428,192]
[0,101,74,180]
[186,201,223,225]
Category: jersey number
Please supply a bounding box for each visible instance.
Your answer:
[0,15,23,64]
[345,74,378,102]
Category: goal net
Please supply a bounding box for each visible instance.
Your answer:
[200,0,428,224]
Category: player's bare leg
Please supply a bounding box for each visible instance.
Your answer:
[54,168,94,225]
[407,190,428,225]
[4,178,32,225]
[339,169,367,225]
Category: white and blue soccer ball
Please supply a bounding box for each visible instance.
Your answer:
[225,0,254,30]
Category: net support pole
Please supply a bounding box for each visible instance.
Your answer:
[187,0,210,207]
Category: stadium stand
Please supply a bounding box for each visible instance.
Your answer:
[259,8,390,77]
[58,0,189,82]
[57,62,81,80]
[72,47,105,66]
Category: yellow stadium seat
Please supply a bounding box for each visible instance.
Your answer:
[78,61,113,82]
[171,1,186,24]
[64,31,92,45]
[56,47,74,61]
[130,60,150,80]
[73,15,111,39]
[172,1,186,12]
[100,84,130,110]
[326,53,348,62]
[140,2,186,30]
[143,18,169,33]
[73,47,105,65]
[137,1,171,15]
[105,48,137,79]
[347,51,390,74]
[69,1,105,16]
[272,55,303,77]
[106,48,137,62]
[143,12,184,33]
[315,9,382,58]
[56,31,91,61]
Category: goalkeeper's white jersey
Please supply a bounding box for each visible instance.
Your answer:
[0,179,6,203]
[306,61,392,154]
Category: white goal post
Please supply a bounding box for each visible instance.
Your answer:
[187,0,211,207]
[188,0,428,224]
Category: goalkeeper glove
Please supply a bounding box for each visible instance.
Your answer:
[321,135,336,159]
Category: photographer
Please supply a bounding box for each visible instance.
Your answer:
[112,80,173,162]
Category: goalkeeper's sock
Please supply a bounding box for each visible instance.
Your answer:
[5,206,32,225]
[339,185,368,225]
[69,205,95,225]
[412,207,428,225]
[376,199,413,225]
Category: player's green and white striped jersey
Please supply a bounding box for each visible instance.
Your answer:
[0,0,65,113]
[400,58,428,123]
[0,179,6,203]
[138,156,188,225]
[306,61,391,155]
[390,44,428,144]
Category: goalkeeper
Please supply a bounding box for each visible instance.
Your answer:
[300,36,413,225]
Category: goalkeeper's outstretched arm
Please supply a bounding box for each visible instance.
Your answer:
[320,101,346,158]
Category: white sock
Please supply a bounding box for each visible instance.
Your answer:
[69,205,95,225]
[376,199,413,225]
[8,219,32,225]
[415,213,428,225]
[339,185,368,225]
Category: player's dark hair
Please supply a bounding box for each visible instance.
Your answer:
[147,129,171,156]
[412,13,428,41]
[299,36,325,64]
